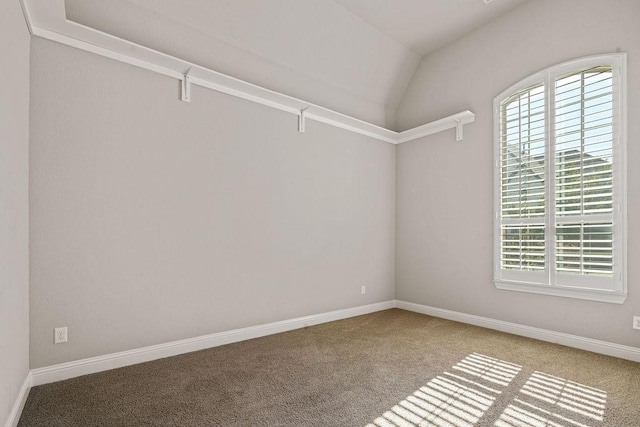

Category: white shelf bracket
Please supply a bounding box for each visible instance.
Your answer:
[298,107,309,133]
[181,70,192,103]
[455,119,464,141]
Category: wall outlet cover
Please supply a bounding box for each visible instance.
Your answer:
[54,327,68,344]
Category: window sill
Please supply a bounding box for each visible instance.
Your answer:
[494,280,627,304]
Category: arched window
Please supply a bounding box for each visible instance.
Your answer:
[493,54,627,303]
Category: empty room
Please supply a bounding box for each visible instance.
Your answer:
[2,0,639,425]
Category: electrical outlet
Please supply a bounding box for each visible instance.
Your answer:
[633,316,640,330]
[361,285,366,295]
[54,327,68,344]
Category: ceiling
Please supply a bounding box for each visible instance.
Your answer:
[63,0,526,128]
[334,0,527,56]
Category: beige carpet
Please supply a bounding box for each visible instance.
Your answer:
[19,309,640,426]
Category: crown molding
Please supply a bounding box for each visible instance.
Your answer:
[22,0,474,144]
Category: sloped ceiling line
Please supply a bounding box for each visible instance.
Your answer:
[22,0,475,144]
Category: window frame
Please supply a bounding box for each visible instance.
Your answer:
[493,53,627,304]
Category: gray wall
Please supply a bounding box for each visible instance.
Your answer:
[29,38,396,368]
[0,0,30,423]
[395,0,640,347]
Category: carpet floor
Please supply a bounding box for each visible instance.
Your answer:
[19,309,640,426]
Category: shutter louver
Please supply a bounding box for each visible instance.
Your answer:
[554,66,614,276]
[499,84,545,271]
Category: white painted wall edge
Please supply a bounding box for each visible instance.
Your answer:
[4,372,32,427]
[31,301,395,387]
[22,0,474,145]
[395,300,640,363]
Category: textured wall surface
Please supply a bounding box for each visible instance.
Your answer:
[0,0,30,424]
[29,38,396,368]
[396,0,640,347]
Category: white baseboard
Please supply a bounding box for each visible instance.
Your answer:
[31,300,395,387]
[29,299,639,389]
[4,372,32,427]
[395,300,640,363]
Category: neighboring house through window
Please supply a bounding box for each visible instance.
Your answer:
[493,54,627,303]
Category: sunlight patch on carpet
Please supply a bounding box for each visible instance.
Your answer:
[452,353,522,386]
[368,374,497,427]
[495,372,607,427]
[366,353,512,427]
[365,353,608,427]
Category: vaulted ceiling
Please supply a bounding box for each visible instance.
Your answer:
[334,0,527,56]
[63,0,525,128]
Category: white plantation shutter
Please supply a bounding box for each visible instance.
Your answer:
[554,67,614,281]
[500,83,546,275]
[493,54,626,303]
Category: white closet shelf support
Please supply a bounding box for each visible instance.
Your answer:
[298,108,309,133]
[181,72,192,103]
[22,0,475,144]
[455,119,464,141]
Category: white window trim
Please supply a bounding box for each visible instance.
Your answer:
[493,53,627,304]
